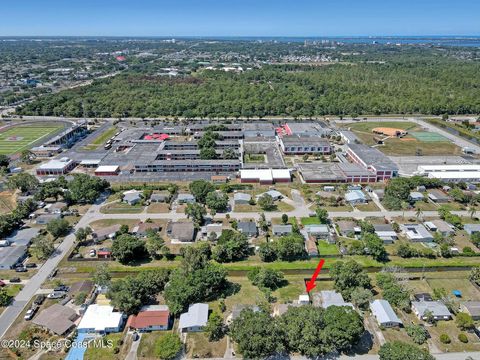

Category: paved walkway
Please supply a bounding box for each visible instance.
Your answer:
[126,332,142,360]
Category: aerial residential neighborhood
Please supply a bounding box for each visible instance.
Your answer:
[1,2,480,360]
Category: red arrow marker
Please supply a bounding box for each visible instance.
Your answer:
[305,259,325,293]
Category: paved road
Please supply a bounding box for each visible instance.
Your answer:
[0,199,106,339]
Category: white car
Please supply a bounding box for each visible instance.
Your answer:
[47,291,66,299]
[89,249,97,257]
[24,307,38,320]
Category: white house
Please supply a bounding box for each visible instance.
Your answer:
[77,304,124,334]
[370,299,403,328]
[179,303,209,332]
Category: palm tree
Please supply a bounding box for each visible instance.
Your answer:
[415,207,423,221]
[469,207,477,219]
[401,201,409,220]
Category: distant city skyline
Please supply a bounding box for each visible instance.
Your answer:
[1,0,480,37]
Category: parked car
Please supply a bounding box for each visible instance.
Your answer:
[9,278,21,283]
[54,285,69,292]
[25,263,37,268]
[0,280,5,287]
[24,306,38,321]
[89,249,96,257]
[15,267,27,273]
[34,294,46,305]
[48,269,57,279]
[47,291,66,299]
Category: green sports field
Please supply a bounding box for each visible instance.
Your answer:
[0,124,63,155]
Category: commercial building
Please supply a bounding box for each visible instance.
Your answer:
[240,169,291,184]
[297,162,377,184]
[30,146,62,158]
[94,165,120,176]
[279,136,331,155]
[346,144,398,181]
[370,300,403,328]
[36,157,76,176]
[135,159,241,173]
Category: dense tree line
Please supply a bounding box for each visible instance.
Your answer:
[17,60,480,118]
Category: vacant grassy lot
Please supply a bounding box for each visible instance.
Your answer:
[244,153,266,163]
[186,333,227,358]
[146,203,170,213]
[0,191,16,214]
[318,240,339,256]
[100,202,144,214]
[84,333,128,360]
[0,124,63,155]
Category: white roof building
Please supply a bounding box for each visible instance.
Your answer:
[370,299,402,328]
[77,305,124,334]
[179,303,209,332]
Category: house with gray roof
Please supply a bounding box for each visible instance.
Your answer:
[257,190,283,201]
[177,193,196,204]
[92,224,122,242]
[33,304,78,335]
[305,224,331,242]
[36,213,61,225]
[5,227,40,246]
[237,221,258,237]
[345,190,367,205]
[464,224,480,235]
[336,220,359,237]
[167,221,195,242]
[412,301,452,321]
[230,304,260,321]
[150,192,170,203]
[123,190,142,205]
[370,299,402,328]
[179,303,209,332]
[233,192,251,205]
[409,192,424,202]
[424,219,455,236]
[374,224,398,244]
[319,291,354,309]
[460,301,480,320]
[427,189,450,203]
[400,223,433,242]
[272,224,292,236]
[0,245,28,270]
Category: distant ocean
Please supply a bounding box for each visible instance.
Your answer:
[207,36,480,47]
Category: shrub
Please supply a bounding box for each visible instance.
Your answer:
[439,334,451,344]
[458,333,468,343]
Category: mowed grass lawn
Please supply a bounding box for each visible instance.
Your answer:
[0,124,63,155]
[347,121,461,156]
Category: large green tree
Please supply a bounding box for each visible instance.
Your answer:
[379,341,434,360]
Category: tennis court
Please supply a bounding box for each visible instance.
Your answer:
[0,124,63,155]
[410,131,449,142]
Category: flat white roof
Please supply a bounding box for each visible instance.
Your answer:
[428,171,480,180]
[80,159,101,165]
[78,304,123,332]
[240,169,290,181]
[38,157,74,170]
[418,164,480,172]
[95,165,119,173]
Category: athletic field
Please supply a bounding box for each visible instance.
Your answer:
[0,124,63,155]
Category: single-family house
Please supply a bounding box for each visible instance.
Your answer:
[177,193,196,204]
[123,190,142,205]
[460,301,480,321]
[374,224,398,244]
[127,305,171,332]
[427,189,450,203]
[0,245,28,270]
[272,224,292,236]
[132,222,160,237]
[5,227,40,246]
[92,224,121,242]
[33,304,78,335]
[36,213,61,225]
[47,201,68,214]
[167,221,196,242]
[234,192,251,205]
[370,299,403,328]
[409,192,424,202]
[425,219,455,236]
[305,224,331,242]
[411,301,452,321]
[230,304,260,322]
[319,291,354,309]
[464,224,480,235]
[150,192,170,203]
[417,185,426,192]
[345,190,367,205]
[77,304,124,334]
[237,221,258,237]
[400,223,433,242]
[336,220,359,237]
[203,223,223,239]
[179,303,209,332]
[258,190,283,201]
